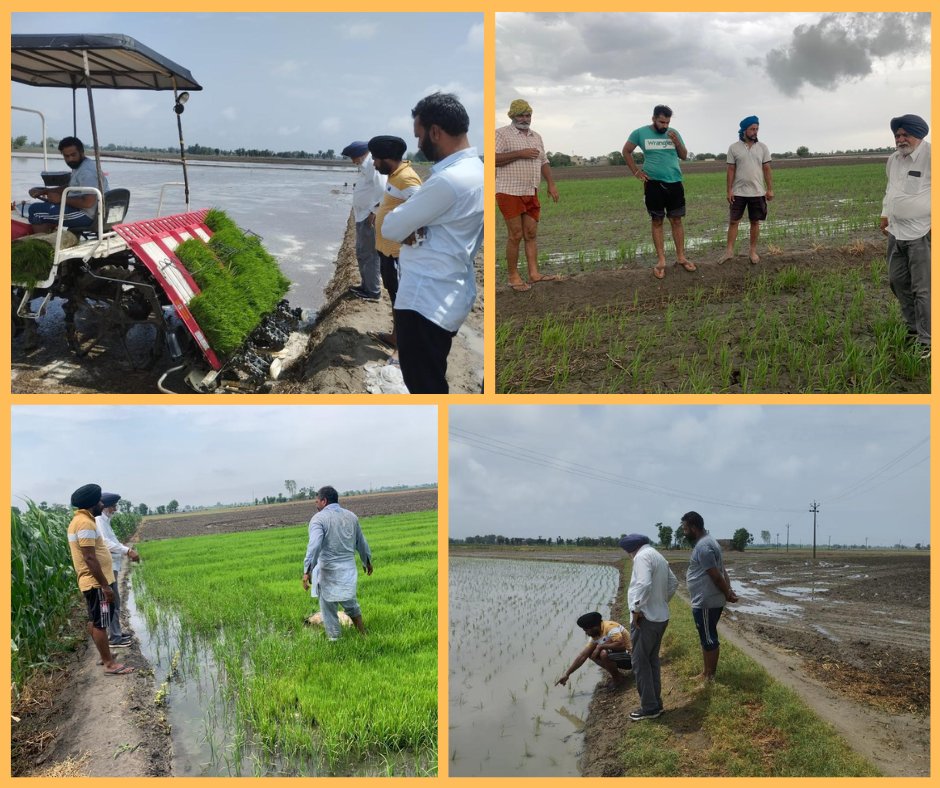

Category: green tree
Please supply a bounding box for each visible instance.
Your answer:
[656,522,673,548]
[285,480,297,498]
[167,499,179,513]
[716,153,727,162]
[137,502,149,516]
[547,151,572,167]
[731,528,754,551]
[12,134,28,149]
[607,150,626,166]
[796,145,810,158]
[760,529,771,545]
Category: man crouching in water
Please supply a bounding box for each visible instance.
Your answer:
[556,612,630,688]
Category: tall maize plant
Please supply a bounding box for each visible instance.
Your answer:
[11,503,79,689]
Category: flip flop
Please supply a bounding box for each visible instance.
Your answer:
[652,265,666,280]
[104,664,136,675]
[675,260,697,272]
[529,274,561,283]
[508,281,531,292]
[368,331,396,350]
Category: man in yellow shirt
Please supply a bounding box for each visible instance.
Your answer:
[556,611,631,688]
[368,135,423,360]
[67,484,135,675]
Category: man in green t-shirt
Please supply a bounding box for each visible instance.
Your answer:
[623,105,696,279]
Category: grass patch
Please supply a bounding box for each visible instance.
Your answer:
[133,510,437,774]
[179,209,291,357]
[617,595,879,777]
[497,257,929,393]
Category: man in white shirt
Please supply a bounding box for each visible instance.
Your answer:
[95,492,139,648]
[620,533,678,721]
[880,114,931,357]
[342,140,387,302]
[301,486,373,641]
[382,92,484,394]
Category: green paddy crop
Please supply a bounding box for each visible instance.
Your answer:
[132,510,437,775]
[495,163,886,277]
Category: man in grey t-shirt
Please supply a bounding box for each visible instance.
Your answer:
[28,136,109,234]
[718,116,773,265]
[681,511,738,684]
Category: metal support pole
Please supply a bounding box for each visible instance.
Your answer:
[809,502,820,559]
[174,85,191,211]
[82,51,105,199]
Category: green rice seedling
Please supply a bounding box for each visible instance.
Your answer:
[11,238,55,285]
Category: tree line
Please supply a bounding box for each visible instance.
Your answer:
[546,145,895,168]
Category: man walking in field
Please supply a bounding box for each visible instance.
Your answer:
[880,114,931,358]
[719,116,774,265]
[620,533,678,720]
[367,135,423,362]
[382,92,484,394]
[67,483,134,675]
[680,511,738,685]
[342,140,387,302]
[555,612,630,688]
[495,99,561,291]
[623,105,696,278]
[95,492,140,649]
[302,486,373,641]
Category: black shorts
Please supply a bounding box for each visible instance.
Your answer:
[378,252,399,305]
[644,180,686,219]
[83,586,111,630]
[730,195,768,222]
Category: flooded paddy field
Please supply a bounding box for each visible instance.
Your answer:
[448,557,620,776]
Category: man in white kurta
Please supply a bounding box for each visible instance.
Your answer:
[302,485,373,640]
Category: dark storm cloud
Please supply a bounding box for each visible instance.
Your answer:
[766,13,930,96]
[497,13,731,87]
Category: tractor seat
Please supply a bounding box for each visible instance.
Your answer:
[81,188,131,238]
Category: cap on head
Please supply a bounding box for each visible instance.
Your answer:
[890,114,929,139]
[368,135,407,160]
[101,492,121,508]
[619,533,650,553]
[508,99,532,118]
[577,611,603,629]
[71,483,102,509]
[341,141,369,159]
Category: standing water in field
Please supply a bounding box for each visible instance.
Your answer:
[449,558,620,776]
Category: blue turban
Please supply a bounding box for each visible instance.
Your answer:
[619,533,651,554]
[101,492,121,507]
[341,140,369,158]
[890,114,929,139]
[739,115,759,140]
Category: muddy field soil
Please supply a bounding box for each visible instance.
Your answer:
[140,488,438,541]
[714,551,929,714]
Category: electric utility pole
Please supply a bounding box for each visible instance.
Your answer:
[786,522,790,553]
[809,501,820,559]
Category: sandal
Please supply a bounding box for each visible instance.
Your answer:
[529,274,561,283]
[652,265,666,280]
[675,260,697,272]
[508,281,531,292]
[104,664,136,675]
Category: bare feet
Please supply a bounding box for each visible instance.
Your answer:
[749,253,760,264]
[717,252,733,265]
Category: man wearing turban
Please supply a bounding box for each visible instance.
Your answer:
[555,611,631,688]
[880,114,931,357]
[495,99,561,291]
[620,532,678,720]
[367,135,423,362]
[66,484,135,675]
[719,116,774,265]
[342,140,388,302]
[623,105,696,278]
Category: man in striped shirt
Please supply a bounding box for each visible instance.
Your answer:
[495,99,561,291]
[66,483,134,675]
[556,612,630,688]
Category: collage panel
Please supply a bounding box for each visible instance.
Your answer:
[493,12,931,394]
[11,12,483,395]
[448,404,929,777]
[10,404,439,776]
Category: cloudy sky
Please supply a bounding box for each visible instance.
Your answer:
[11,406,437,509]
[12,13,483,154]
[496,13,931,158]
[450,406,929,548]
